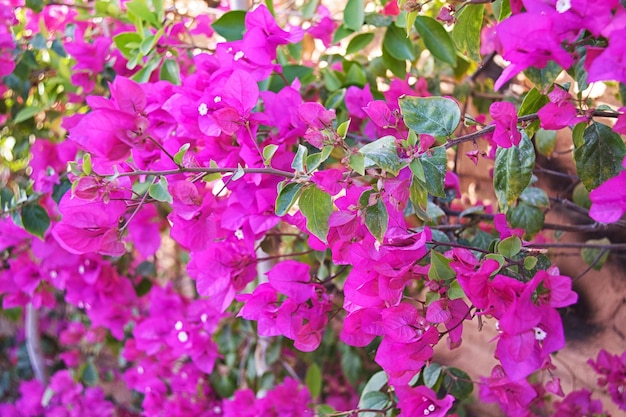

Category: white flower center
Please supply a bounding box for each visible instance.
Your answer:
[174,320,183,331]
[198,102,208,116]
[234,51,245,61]
[534,327,547,341]
[178,331,189,343]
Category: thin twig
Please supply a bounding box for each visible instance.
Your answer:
[25,304,48,384]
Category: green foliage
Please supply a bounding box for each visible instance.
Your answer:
[359,136,405,175]
[493,132,536,210]
[400,97,461,137]
[212,11,246,41]
[299,185,333,243]
[414,16,457,67]
[452,4,484,62]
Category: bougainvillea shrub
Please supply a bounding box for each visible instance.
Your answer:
[1,0,625,416]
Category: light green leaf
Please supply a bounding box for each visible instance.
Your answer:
[428,250,456,283]
[572,182,591,209]
[519,187,550,209]
[306,145,333,173]
[82,153,92,175]
[364,195,388,242]
[126,0,160,26]
[497,235,522,258]
[524,61,563,90]
[300,185,333,243]
[305,363,322,399]
[337,119,351,138]
[263,144,279,166]
[231,164,245,181]
[448,280,465,300]
[405,11,418,36]
[493,131,535,210]
[359,136,405,175]
[400,96,461,137]
[574,122,626,191]
[344,0,365,31]
[346,33,375,55]
[275,182,304,216]
[349,153,365,175]
[581,238,610,271]
[212,11,246,41]
[174,143,190,165]
[524,256,538,270]
[360,371,388,397]
[14,106,43,124]
[292,144,308,173]
[383,23,415,61]
[20,204,50,240]
[418,146,447,197]
[414,16,457,67]
[535,128,556,157]
[452,4,484,62]
[149,176,172,203]
[423,363,443,388]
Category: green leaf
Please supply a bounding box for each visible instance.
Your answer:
[305,363,322,400]
[443,367,474,400]
[174,143,190,165]
[337,119,351,139]
[306,145,333,173]
[263,144,279,166]
[358,392,389,417]
[349,153,365,175]
[409,158,426,182]
[519,88,549,138]
[340,345,362,386]
[409,177,428,212]
[231,164,245,181]
[346,33,375,55]
[581,238,610,271]
[418,146,447,197]
[82,153,92,175]
[383,24,416,61]
[20,204,50,240]
[25,0,44,12]
[448,280,465,300]
[573,122,626,191]
[364,12,394,28]
[497,235,522,258]
[292,144,308,173]
[300,185,333,243]
[428,250,456,283]
[493,131,536,210]
[423,363,443,389]
[149,176,173,203]
[414,16,457,67]
[359,136,405,175]
[524,61,563,90]
[14,106,42,124]
[80,359,99,386]
[405,11,418,36]
[535,128,557,157]
[452,4,484,62]
[364,196,388,242]
[360,371,388,397]
[212,11,246,41]
[126,0,160,27]
[519,187,550,209]
[382,46,406,78]
[572,182,591,209]
[160,59,181,85]
[302,0,319,18]
[344,0,365,31]
[400,96,461,137]
[506,202,545,239]
[523,256,538,270]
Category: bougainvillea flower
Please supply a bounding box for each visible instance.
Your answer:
[396,385,454,417]
[489,102,521,147]
[589,157,626,223]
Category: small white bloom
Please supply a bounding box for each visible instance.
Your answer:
[198,102,208,116]
[556,0,571,13]
[201,313,208,323]
[214,96,222,103]
[178,330,189,343]
[534,327,547,341]
[234,51,245,61]
[174,320,183,331]
[235,229,244,240]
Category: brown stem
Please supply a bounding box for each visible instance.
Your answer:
[114,166,296,179]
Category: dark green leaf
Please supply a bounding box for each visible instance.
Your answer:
[581,238,610,271]
[506,202,545,239]
[340,345,362,386]
[452,4,484,62]
[493,131,535,210]
[344,0,365,31]
[347,33,375,55]
[25,0,44,12]
[400,96,461,137]
[275,182,304,217]
[159,59,181,85]
[524,61,563,90]
[332,24,355,44]
[364,13,393,27]
[360,371,388,396]
[149,176,173,203]
[305,363,322,399]
[20,204,50,240]
[572,182,591,209]
[212,11,246,41]
[519,187,550,209]
[300,185,333,243]
[381,46,406,78]
[418,146,447,197]
[382,24,415,61]
[134,278,153,297]
[80,360,99,386]
[364,196,388,242]
[443,367,474,400]
[414,16,457,67]
[359,136,405,175]
[574,122,626,191]
[52,179,71,204]
[428,250,456,283]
